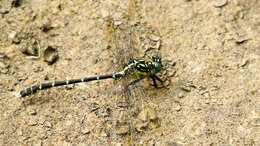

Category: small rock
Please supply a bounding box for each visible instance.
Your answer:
[148,121,159,129]
[100,9,109,18]
[114,20,122,26]
[39,117,46,125]
[174,104,182,111]
[168,60,176,67]
[100,131,108,137]
[116,125,129,135]
[22,44,38,56]
[115,143,123,146]
[13,108,21,116]
[0,53,5,58]
[235,38,249,45]
[43,46,58,65]
[0,62,8,74]
[28,120,38,126]
[46,130,53,136]
[166,141,184,146]
[136,122,148,132]
[29,109,37,115]
[40,132,48,139]
[138,109,148,122]
[147,139,156,146]
[149,34,160,41]
[163,80,170,87]
[32,140,42,146]
[180,86,191,92]
[147,108,157,121]
[82,127,91,135]
[155,40,161,49]
[239,59,248,67]
[138,107,157,122]
[11,0,22,7]
[8,31,16,39]
[180,82,196,92]
[168,70,176,77]
[44,121,52,128]
[213,0,227,8]
[178,93,184,98]
[17,129,23,136]
[66,120,73,126]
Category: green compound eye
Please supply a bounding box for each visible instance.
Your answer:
[154,62,163,73]
[152,54,163,73]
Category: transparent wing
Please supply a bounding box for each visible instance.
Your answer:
[103,1,162,144]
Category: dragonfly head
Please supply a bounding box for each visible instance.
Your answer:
[152,54,163,73]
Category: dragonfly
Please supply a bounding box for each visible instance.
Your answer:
[18,54,163,98]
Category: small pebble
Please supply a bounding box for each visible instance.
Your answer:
[114,20,122,26]
[100,131,108,137]
[147,108,157,120]
[115,143,123,146]
[148,121,158,129]
[174,104,182,111]
[178,93,184,98]
[40,132,48,139]
[28,120,38,126]
[180,82,196,92]
[235,38,249,44]
[8,31,16,39]
[180,86,191,92]
[163,80,171,87]
[116,125,129,135]
[82,127,91,134]
[239,59,248,67]
[138,109,148,122]
[32,140,42,146]
[136,122,148,132]
[149,34,160,41]
[29,109,37,115]
[44,121,52,128]
[155,40,161,49]
[213,0,227,8]
[138,107,157,122]
[43,46,58,65]
[0,53,5,58]
[17,129,23,136]
[168,70,176,77]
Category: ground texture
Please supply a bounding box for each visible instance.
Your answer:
[0,0,259,145]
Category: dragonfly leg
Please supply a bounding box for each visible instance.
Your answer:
[151,75,164,88]
[153,75,163,83]
[150,75,158,88]
[127,76,146,88]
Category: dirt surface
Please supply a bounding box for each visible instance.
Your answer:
[0,0,259,145]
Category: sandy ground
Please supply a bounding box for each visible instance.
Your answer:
[0,0,259,145]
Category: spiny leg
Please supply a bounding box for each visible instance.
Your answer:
[153,74,164,83]
[150,75,158,88]
[126,76,146,88]
[151,75,164,88]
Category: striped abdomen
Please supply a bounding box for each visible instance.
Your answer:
[19,74,123,98]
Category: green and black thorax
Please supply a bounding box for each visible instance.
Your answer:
[114,54,163,79]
